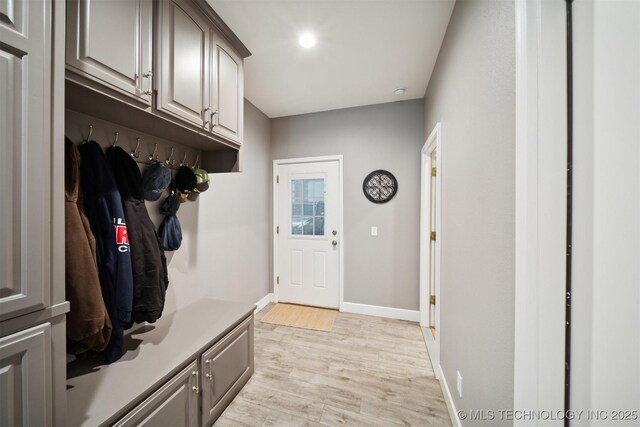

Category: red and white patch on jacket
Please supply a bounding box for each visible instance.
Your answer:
[113,218,130,253]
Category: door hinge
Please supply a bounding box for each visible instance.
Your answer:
[430,295,436,305]
[276,276,280,285]
[276,175,279,184]
[431,167,437,177]
[276,226,279,234]
[430,231,436,241]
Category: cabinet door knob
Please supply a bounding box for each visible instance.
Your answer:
[142,71,153,95]
[204,359,214,381]
[210,110,218,129]
[203,107,212,126]
[191,370,199,393]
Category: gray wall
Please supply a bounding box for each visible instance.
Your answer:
[423,0,515,422]
[271,99,424,311]
[194,100,272,305]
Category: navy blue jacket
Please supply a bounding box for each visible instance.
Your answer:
[79,141,133,363]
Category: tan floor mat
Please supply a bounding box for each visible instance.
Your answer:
[261,303,338,332]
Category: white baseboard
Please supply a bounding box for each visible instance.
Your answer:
[254,293,273,313]
[341,302,420,322]
[436,364,462,427]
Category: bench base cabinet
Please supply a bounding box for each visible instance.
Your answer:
[114,361,200,427]
[201,316,254,426]
[113,314,254,427]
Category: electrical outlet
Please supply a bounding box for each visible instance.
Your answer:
[371,226,378,236]
[457,371,462,398]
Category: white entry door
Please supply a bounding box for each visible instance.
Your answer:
[275,159,341,309]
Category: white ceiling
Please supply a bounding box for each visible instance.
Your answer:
[208,0,455,118]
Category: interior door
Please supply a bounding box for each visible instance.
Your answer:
[277,160,340,309]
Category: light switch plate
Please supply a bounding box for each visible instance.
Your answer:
[371,226,378,236]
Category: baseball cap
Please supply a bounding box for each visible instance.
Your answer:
[174,166,197,194]
[142,162,172,201]
[187,168,210,201]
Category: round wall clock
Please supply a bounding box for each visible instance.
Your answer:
[363,170,398,203]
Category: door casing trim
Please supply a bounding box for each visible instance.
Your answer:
[420,123,442,372]
[272,155,344,310]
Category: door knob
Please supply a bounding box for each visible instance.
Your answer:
[332,240,338,246]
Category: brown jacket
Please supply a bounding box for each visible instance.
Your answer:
[65,138,112,354]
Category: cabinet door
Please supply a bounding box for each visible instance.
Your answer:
[66,0,153,105]
[114,360,200,427]
[0,0,51,320]
[0,323,52,426]
[210,35,244,144]
[157,0,210,128]
[201,316,254,426]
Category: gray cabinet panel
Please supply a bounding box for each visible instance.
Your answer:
[114,361,200,427]
[157,0,209,127]
[201,316,254,426]
[66,0,153,105]
[0,0,24,34]
[210,38,243,144]
[0,0,50,320]
[0,323,52,427]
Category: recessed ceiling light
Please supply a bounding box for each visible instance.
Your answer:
[298,33,316,49]
[394,88,406,96]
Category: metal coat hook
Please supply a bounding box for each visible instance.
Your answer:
[83,124,93,143]
[131,138,141,158]
[111,131,119,147]
[180,151,188,167]
[165,147,174,166]
[149,143,158,161]
[191,154,199,170]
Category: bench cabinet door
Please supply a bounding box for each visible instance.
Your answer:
[201,315,254,426]
[114,360,200,427]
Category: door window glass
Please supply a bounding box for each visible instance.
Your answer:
[291,179,325,236]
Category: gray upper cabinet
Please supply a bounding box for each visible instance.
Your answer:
[157,0,211,128]
[0,0,51,320]
[66,0,153,106]
[0,323,52,426]
[210,35,243,144]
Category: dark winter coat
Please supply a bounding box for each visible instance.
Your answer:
[79,140,133,363]
[64,138,112,354]
[106,146,169,324]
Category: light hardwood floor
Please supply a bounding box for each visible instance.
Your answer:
[215,304,452,426]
